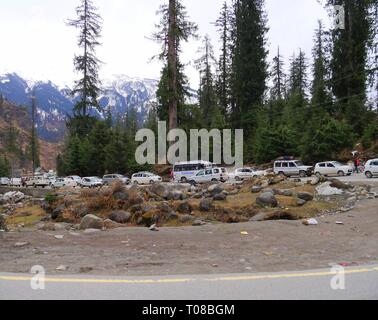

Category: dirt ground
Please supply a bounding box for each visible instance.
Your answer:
[0,189,377,276]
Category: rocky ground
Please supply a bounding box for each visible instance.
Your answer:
[0,175,377,275]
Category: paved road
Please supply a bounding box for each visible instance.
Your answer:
[1,265,378,300]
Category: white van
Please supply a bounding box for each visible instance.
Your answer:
[173,161,213,183]
[274,160,313,177]
[25,176,49,188]
[364,159,378,179]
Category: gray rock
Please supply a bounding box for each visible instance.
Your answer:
[330,179,353,190]
[207,184,224,196]
[250,212,268,222]
[113,191,129,201]
[256,192,278,208]
[213,193,227,201]
[251,186,263,193]
[14,241,30,248]
[167,191,183,201]
[274,189,294,197]
[79,214,103,230]
[177,201,192,214]
[192,220,206,226]
[149,224,159,231]
[103,219,125,230]
[109,211,131,224]
[297,199,307,206]
[179,215,195,223]
[297,192,314,202]
[200,199,214,212]
[51,203,65,220]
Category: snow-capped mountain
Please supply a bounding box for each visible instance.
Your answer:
[0,73,164,142]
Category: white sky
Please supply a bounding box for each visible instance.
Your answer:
[0,0,330,88]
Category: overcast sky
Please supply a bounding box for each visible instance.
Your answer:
[0,0,330,88]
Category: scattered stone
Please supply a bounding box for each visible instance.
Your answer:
[213,193,227,201]
[192,220,206,226]
[79,267,93,273]
[177,201,192,214]
[297,192,314,202]
[103,219,125,230]
[336,221,344,225]
[51,203,65,220]
[256,192,278,208]
[274,189,294,197]
[80,214,103,230]
[14,241,30,248]
[316,182,344,196]
[249,212,268,222]
[251,186,263,193]
[166,191,183,201]
[207,184,224,196]
[109,211,131,224]
[54,235,64,240]
[83,228,101,234]
[297,199,307,206]
[330,179,353,190]
[200,199,214,212]
[149,224,159,231]
[113,191,129,201]
[302,218,319,226]
[56,265,68,272]
[179,215,195,223]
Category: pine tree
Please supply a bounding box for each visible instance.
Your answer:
[327,0,376,134]
[0,156,10,177]
[270,47,286,101]
[195,35,218,128]
[311,21,332,110]
[67,0,103,118]
[215,1,232,117]
[30,94,40,171]
[152,0,198,131]
[229,0,269,133]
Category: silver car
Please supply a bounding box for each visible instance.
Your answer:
[102,174,130,185]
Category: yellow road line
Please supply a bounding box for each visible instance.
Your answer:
[0,267,376,285]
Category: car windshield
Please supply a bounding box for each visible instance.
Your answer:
[332,161,343,167]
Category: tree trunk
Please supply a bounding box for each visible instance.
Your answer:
[168,0,178,131]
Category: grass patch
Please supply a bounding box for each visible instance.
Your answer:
[6,206,45,227]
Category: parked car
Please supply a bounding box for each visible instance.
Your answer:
[51,178,78,189]
[0,177,10,186]
[25,176,49,188]
[67,176,82,184]
[234,167,266,181]
[131,172,162,185]
[364,159,378,179]
[188,167,229,184]
[273,160,313,177]
[80,177,103,188]
[10,178,22,187]
[102,174,130,185]
[314,161,353,177]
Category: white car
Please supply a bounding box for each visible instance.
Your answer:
[131,172,162,185]
[102,174,130,185]
[25,176,49,188]
[364,159,378,179]
[314,161,353,177]
[80,177,103,188]
[0,177,10,186]
[10,178,22,187]
[67,176,82,184]
[51,178,78,189]
[188,167,229,184]
[234,168,266,181]
[274,160,313,177]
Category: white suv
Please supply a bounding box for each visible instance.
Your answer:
[52,178,78,189]
[314,161,353,177]
[364,159,378,179]
[274,160,313,177]
[80,177,103,188]
[189,167,229,184]
[131,172,162,185]
[25,176,49,188]
[0,177,10,186]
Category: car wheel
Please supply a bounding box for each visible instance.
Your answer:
[150,180,155,185]
[278,171,285,176]
[365,171,373,179]
[134,181,139,185]
[189,180,196,186]
[181,177,188,183]
[299,171,306,178]
[211,178,218,182]
[235,176,241,181]
[315,172,322,177]
[338,171,345,177]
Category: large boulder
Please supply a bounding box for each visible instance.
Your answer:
[2,191,25,203]
[297,192,314,202]
[109,211,131,224]
[213,193,227,201]
[200,199,214,212]
[179,214,195,223]
[316,182,344,196]
[207,184,224,196]
[103,219,125,230]
[177,201,192,214]
[251,186,263,193]
[329,179,353,190]
[51,203,66,220]
[80,214,103,230]
[256,192,278,208]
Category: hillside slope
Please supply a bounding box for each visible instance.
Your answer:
[0,99,60,171]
